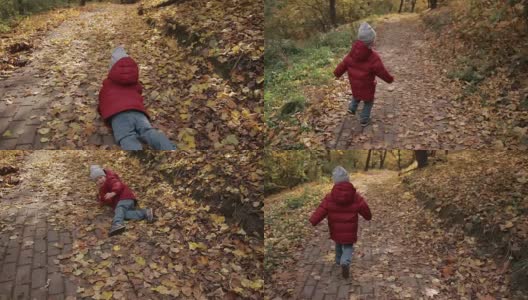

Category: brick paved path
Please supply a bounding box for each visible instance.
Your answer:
[0,7,123,150]
[292,172,440,300]
[330,16,486,150]
[0,152,78,299]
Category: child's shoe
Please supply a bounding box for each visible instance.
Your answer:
[109,224,126,237]
[347,109,356,115]
[341,265,349,279]
[360,119,370,127]
[146,208,155,223]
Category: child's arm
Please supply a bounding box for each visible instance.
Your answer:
[108,178,124,195]
[357,194,372,221]
[333,58,348,79]
[309,195,329,226]
[372,57,394,84]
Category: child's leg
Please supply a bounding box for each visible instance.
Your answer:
[335,243,343,265]
[112,200,130,226]
[131,112,177,150]
[349,98,359,113]
[114,200,146,221]
[339,244,354,266]
[360,101,374,123]
[111,112,143,150]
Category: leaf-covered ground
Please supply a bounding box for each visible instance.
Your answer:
[0,150,26,194]
[0,1,262,149]
[0,151,263,299]
[403,151,528,295]
[266,13,527,150]
[264,168,524,299]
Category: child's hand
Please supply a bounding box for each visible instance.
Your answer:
[104,192,116,200]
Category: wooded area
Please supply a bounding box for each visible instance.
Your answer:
[265,0,432,40]
[264,150,424,195]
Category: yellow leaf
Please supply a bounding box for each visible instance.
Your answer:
[222,134,239,146]
[101,291,113,300]
[152,285,170,295]
[38,128,50,135]
[210,214,225,225]
[2,130,12,137]
[112,245,120,251]
[241,278,263,290]
[135,256,146,266]
[188,242,207,251]
[233,249,247,258]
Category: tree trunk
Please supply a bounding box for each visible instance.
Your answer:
[380,150,387,169]
[411,0,416,12]
[415,150,428,168]
[430,0,438,9]
[364,150,372,172]
[397,150,401,170]
[398,0,404,13]
[80,0,86,6]
[329,0,337,28]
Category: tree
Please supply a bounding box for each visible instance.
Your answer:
[379,150,387,169]
[415,150,428,168]
[80,0,86,6]
[329,0,337,28]
[430,0,437,9]
[398,0,404,13]
[411,0,417,12]
[364,150,372,172]
[397,150,401,170]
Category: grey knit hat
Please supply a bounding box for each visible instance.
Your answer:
[332,166,349,183]
[110,46,128,68]
[90,165,106,181]
[358,22,376,46]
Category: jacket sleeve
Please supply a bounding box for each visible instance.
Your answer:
[98,187,112,206]
[372,57,394,83]
[357,194,372,221]
[136,82,143,96]
[309,195,329,226]
[333,57,348,78]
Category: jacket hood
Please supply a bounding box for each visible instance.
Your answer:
[103,169,119,180]
[108,57,139,85]
[330,181,357,205]
[349,40,372,62]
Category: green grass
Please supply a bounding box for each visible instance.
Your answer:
[0,0,73,32]
[264,32,349,117]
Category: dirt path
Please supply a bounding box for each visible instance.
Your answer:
[330,15,486,149]
[266,171,513,299]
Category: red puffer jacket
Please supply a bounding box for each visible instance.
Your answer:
[98,57,148,122]
[334,40,394,101]
[309,181,372,244]
[98,169,137,210]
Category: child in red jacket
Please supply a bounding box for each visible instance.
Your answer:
[90,165,154,236]
[309,166,372,279]
[334,23,394,127]
[98,46,176,150]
